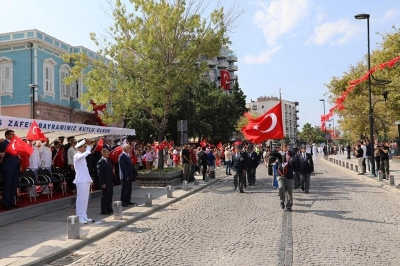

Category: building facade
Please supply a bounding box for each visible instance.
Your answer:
[246,96,299,142]
[0,29,97,124]
[201,47,238,90]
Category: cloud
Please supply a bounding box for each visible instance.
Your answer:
[244,45,282,64]
[380,8,400,22]
[253,0,310,45]
[306,19,359,46]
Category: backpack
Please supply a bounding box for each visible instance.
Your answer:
[199,151,207,165]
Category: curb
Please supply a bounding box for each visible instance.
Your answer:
[24,176,222,266]
[322,157,400,196]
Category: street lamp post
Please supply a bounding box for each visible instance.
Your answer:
[28,84,39,119]
[319,99,327,154]
[355,13,376,176]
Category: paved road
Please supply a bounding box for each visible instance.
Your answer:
[49,158,400,266]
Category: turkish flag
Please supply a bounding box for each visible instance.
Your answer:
[220,70,230,90]
[241,102,284,143]
[168,140,174,149]
[26,120,46,142]
[5,136,34,156]
[200,139,207,148]
[109,146,123,163]
[90,100,107,126]
[94,138,104,152]
[217,142,223,149]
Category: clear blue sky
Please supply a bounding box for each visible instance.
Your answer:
[1,0,399,129]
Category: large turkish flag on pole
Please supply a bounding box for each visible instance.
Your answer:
[241,102,284,143]
[220,70,230,90]
[26,120,47,142]
[109,146,123,163]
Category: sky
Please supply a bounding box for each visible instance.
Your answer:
[1,0,400,130]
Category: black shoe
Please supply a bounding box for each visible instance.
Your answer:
[122,203,129,207]
[294,186,299,189]
[301,186,305,191]
[358,173,364,175]
[305,191,309,194]
[286,207,292,212]
[280,202,285,209]
[234,186,237,190]
[239,189,244,193]
[107,209,114,213]
[10,204,21,208]
[244,184,247,188]
[127,202,137,206]
[2,205,12,210]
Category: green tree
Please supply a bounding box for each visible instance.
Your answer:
[64,0,241,168]
[325,27,400,142]
[299,123,315,144]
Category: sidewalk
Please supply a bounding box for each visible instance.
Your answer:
[0,169,225,266]
[326,153,400,194]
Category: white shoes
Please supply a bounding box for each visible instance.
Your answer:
[84,217,94,223]
[79,219,87,224]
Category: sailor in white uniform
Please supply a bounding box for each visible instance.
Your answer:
[73,139,94,224]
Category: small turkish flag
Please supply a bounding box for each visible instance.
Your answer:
[5,136,34,156]
[26,120,46,142]
[220,70,230,90]
[94,138,104,152]
[200,139,207,148]
[90,100,107,126]
[109,146,123,163]
[217,142,223,149]
[241,102,284,143]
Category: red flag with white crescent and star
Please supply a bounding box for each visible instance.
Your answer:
[220,70,230,90]
[5,136,34,156]
[109,146,123,163]
[241,102,284,143]
[26,120,47,142]
[94,138,104,152]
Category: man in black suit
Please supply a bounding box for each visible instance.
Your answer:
[97,148,114,214]
[246,144,258,185]
[296,145,314,193]
[0,130,20,210]
[278,144,295,211]
[232,144,248,193]
[119,144,138,207]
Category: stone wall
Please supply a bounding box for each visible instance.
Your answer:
[136,169,183,187]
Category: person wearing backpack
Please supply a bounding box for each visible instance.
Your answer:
[198,147,208,180]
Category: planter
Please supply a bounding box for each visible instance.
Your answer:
[136,169,183,187]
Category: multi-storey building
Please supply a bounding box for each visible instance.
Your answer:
[0,29,96,124]
[200,47,238,90]
[246,96,299,142]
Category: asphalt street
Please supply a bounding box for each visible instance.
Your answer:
[48,158,400,266]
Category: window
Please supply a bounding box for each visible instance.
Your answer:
[70,79,80,98]
[43,58,57,98]
[0,56,13,96]
[59,64,72,101]
[252,105,257,110]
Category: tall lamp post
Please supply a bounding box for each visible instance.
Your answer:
[355,13,376,176]
[28,84,39,119]
[319,99,327,153]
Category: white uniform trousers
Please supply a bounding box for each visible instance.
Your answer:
[75,182,91,221]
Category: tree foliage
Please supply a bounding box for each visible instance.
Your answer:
[325,26,400,142]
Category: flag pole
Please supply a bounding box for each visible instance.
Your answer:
[280,88,284,162]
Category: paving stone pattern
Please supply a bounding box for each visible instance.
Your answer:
[49,159,400,266]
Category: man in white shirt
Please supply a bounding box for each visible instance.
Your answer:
[28,141,41,177]
[73,139,94,224]
[38,141,52,172]
[224,147,232,175]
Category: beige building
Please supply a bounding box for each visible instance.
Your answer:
[246,96,299,142]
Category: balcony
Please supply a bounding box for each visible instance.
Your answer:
[217,53,227,59]
[228,64,238,71]
[207,59,216,66]
[227,55,238,62]
[217,61,229,69]
[230,74,237,80]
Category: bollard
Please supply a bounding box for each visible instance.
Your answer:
[194,179,199,185]
[346,162,349,169]
[182,180,188,191]
[145,193,152,207]
[343,161,345,167]
[389,175,395,186]
[350,164,353,171]
[166,185,173,198]
[67,216,80,239]
[355,165,358,173]
[205,173,210,182]
[377,171,383,181]
[113,201,123,220]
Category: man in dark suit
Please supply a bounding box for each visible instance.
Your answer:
[232,144,248,193]
[97,148,114,214]
[296,145,314,193]
[119,144,138,207]
[0,130,20,210]
[278,144,295,211]
[246,144,258,185]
